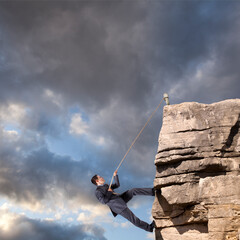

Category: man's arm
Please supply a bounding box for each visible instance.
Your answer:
[110,170,120,189]
[111,175,120,189]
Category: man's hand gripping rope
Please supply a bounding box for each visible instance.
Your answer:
[108,170,118,192]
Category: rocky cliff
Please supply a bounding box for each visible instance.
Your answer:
[152,99,240,240]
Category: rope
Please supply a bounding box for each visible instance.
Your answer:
[109,97,165,189]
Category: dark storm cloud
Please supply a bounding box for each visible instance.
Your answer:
[0,209,107,240]
[0,1,151,110]
[148,0,240,103]
[0,1,239,107]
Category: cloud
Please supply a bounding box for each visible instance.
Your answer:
[1,1,240,109]
[146,232,155,239]
[69,113,89,136]
[0,208,107,240]
[0,145,95,210]
[0,102,28,126]
[69,112,107,146]
[77,205,110,224]
[0,1,153,112]
[0,119,101,211]
[43,89,63,108]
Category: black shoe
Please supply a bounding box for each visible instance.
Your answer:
[152,188,161,196]
[149,220,156,232]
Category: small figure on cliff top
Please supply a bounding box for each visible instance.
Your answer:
[91,170,160,232]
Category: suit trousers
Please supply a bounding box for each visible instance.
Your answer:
[118,188,154,232]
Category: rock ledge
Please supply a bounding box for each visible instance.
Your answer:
[152,99,240,240]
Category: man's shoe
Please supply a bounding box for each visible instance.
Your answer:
[152,188,161,196]
[149,220,156,232]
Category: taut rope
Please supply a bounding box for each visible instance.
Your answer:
[109,95,168,189]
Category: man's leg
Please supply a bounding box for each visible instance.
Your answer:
[119,207,154,232]
[120,188,154,203]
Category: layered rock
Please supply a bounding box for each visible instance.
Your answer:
[152,99,240,240]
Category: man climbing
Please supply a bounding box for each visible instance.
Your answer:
[91,170,159,232]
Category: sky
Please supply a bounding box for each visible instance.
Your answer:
[0,0,240,239]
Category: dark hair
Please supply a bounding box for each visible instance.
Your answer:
[91,175,98,185]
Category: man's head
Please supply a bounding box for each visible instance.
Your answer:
[91,175,105,186]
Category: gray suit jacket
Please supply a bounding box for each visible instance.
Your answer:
[95,175,127,217]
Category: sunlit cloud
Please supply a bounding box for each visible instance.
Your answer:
[120,222,131,228]
[69,113,89,136]
[0,208,107,240]
[69,112,107,146]
[77,205,110,224]
[3,128,20,141]
[0,103,28,126]
[146,232,155,239]
[0,207,20,232]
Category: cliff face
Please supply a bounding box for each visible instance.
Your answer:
[152,99,240,240]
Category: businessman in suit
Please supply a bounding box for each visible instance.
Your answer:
[91,170,156,232]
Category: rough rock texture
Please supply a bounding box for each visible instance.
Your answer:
[152,99,240,240]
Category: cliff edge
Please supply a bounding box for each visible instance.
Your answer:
[152,99,240,240]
